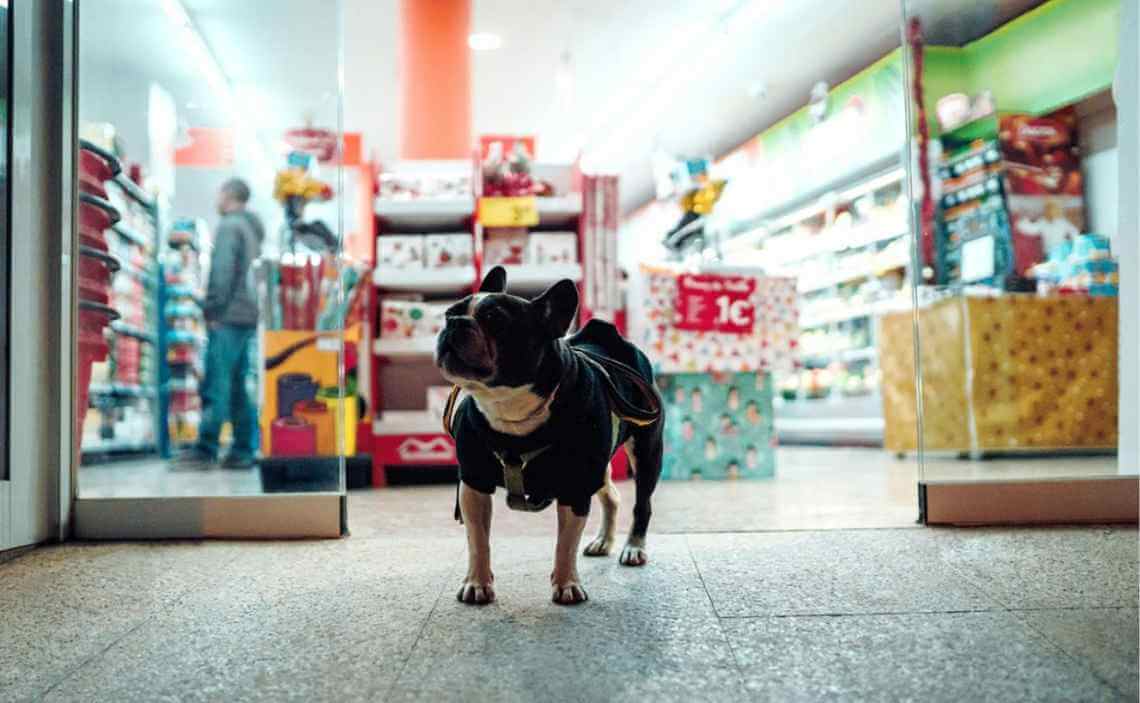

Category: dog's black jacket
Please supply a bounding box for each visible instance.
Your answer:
[453,320,655,516]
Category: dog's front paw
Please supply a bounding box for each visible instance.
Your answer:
[456,576,496,605]
[583,535,614,557]
[619,542,648,567]
[550,573,589,605]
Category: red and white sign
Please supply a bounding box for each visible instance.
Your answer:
[674,273,756,334]
[373,433,456,466]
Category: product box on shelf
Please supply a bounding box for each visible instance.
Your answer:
[424,234,474,268]
[484,228,528,266]
[526,232,578,265]
[380,300,446,339]
[378,235,426,269]
[658,371,775,480]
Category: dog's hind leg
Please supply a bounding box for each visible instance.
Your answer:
[620,421,663,567]
[583,457,620,557]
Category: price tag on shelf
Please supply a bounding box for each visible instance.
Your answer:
[478,196,539,227]
[673,273,757,334]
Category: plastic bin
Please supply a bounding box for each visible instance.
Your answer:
[78,192,120,252]
[78,140,121,198]
[76,301,119,448]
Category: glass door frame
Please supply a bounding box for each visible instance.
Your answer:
[63,0,345,540]
[901,0,1140,525]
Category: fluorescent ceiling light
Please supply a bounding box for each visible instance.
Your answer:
[468,32,502,51]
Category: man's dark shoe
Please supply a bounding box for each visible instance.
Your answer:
[170,449,215,471]
[220,454,257,470]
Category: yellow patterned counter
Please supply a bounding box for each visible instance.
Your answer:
[879,295,1117,454]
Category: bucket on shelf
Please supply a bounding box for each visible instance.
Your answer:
[294,399,335,455]
[78,140,121,198]
[78,192,120,252]
[77,246,120,305]
[76,300,119,449]
[317,385,358,456]
[270,416,317,457]
[276,373,318,419]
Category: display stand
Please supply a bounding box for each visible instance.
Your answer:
[80,173,162,461]
[879,293,1118,454]
[367,158,596,486]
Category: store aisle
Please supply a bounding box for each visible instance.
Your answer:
[2,510,1135,701]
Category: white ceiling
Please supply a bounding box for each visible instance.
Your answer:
[79,0,1045,213]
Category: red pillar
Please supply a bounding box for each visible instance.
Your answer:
[399,0,472,159]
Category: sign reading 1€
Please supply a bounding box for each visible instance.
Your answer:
[673,273,757,334]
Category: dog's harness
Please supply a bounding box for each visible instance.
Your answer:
[444,347,661,521]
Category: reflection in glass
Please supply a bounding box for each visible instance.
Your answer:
[76,0,350,497]
[897,0,1125,482]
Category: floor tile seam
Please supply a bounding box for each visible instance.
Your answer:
[1009,605,1132,698]
[934,553,1020,612]
[381,547,460,699]
[715,607,1013,620]
[683,534,749,694]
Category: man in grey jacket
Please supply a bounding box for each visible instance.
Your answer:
[179,178,264,469]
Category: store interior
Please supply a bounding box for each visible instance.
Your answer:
[72,0,1130,529]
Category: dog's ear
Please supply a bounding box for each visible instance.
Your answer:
[532,279,578,338]
[478,265,508,293]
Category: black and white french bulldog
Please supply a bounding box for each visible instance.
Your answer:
[435,266,664,606]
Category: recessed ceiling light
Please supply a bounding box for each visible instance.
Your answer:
[468,32,503,51]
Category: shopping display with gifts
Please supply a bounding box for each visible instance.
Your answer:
[640,267,799,480]
[377,233,474,270]
[640,266,799,375]
[659,372,776,480]
[482,228,578,267]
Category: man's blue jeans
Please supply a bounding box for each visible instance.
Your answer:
[197,325,258,460]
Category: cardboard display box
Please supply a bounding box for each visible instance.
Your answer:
[879,294,1117,453]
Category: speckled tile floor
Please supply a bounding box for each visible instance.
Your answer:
[2,488,1137,701]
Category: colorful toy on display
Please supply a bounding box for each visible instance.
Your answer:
[162,218,211,451]
[274,150,336,253]
[656,156,727,254]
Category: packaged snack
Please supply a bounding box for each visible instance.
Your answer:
[425,234,474,268]
[526,232,578,265]
[377,236,425,269]
[484,228,528,266]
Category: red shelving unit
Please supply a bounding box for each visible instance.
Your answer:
[365,157,626,486]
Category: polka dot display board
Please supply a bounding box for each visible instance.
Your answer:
[879,294,1118,453]
[639,266,799,375]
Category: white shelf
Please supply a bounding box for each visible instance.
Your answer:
[373,265,475,294]
[761,225,907,268]
[502,263,583,295]
[373,337,436,359]
[535,195,582,226]
[375,197,474,229]
[797,253,909,293]
[373,410,444,436]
